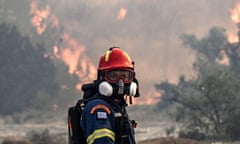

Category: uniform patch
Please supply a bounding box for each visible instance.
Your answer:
[90,104,111,115]
[97,111,107,119]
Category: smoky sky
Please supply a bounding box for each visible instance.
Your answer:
[53,0,239,96]
[1,0,239,98]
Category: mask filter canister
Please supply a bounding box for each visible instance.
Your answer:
[98,81,113,97]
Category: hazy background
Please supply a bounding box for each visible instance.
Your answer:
[0,0,239,105]
[1,0,240,143]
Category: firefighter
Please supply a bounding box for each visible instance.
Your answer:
[80,47,140,144]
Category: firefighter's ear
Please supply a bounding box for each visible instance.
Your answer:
[98,81,113,97]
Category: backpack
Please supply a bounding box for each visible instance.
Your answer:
[67,82,135,144]
[68,82,98,144]
[68,99,86,144]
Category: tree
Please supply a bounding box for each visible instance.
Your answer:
[175,67,240,140]
[155,27,240,141]
[180,27,227,62]
[0,23,58,115]
[154,80,177,110]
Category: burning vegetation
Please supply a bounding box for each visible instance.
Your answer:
[28,0,162,105]
[1,0,240,143]
[29,0,97,91]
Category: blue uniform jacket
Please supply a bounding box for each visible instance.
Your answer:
[80,98,136,144]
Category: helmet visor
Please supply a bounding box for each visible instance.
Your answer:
[105,69,134,83]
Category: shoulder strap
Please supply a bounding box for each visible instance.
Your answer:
[81,81,98,99]
[75,99,84,111]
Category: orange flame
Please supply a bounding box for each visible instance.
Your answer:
[227,33,239,43]
[60,34,84,74]
[228,2,240,43]
[30,0,96,91]
[117,8,127,21]
[57,34,97,90]
[30,0,50,34]
[28,0,162,105]
[30,0,59,35]
[230,2,240,24]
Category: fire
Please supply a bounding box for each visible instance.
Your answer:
[29,1,157,105]
[53,45,60,58]
[227,33,239,43]
[61,46,81,74]
[230,2,240,23]
[60,34,85,74]
[117,8,128,21]
[56,34,97,90]
[30,0,97,91]
[30,0,50,35]
[30,0,59,35]
[228,2,240,43]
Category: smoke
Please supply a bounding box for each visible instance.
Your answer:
[53,0,239,103]
[1,0,239,104]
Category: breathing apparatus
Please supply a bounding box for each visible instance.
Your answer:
[97,47,140,104]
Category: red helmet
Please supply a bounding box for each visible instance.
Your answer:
[98,47,134,71]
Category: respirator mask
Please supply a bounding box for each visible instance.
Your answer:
[98,69,137,101]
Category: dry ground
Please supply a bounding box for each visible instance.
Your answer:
[139,137,199,144]
[138,137,240,144]
[2,136,240,144]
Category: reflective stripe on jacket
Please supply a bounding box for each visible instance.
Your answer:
[80,98,136,144]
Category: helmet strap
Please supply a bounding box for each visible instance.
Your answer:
[97,70,105,81]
